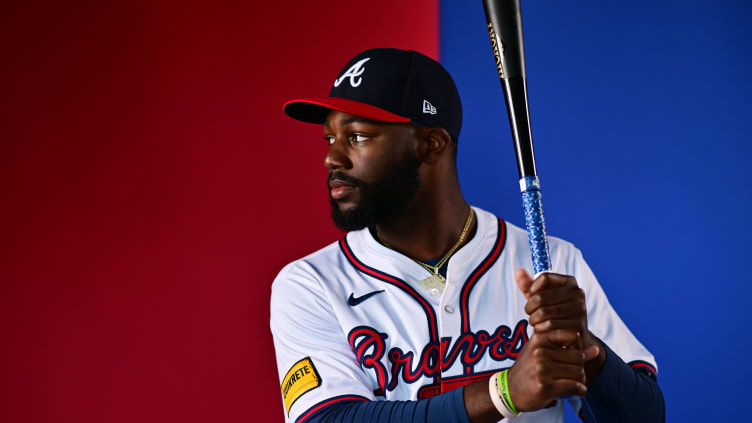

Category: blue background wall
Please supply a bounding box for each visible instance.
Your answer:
[441,0,752,420]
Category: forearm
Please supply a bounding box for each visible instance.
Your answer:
[303,387,472,423]
[582,342,665,423]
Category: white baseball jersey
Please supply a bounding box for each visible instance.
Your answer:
[270,206,657,423]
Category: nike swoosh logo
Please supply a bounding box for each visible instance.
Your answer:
[347,290,385,306]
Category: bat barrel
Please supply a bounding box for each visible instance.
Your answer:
[482,0,526,79]
[483,0,551,274]
[483,0,537,179]
[502,77,536,178]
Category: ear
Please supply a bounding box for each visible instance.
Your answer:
[417,126,453,165]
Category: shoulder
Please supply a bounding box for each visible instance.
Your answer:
[269,240,347,329]
[269,231,374,307]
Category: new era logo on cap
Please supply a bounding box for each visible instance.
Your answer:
[422,100,437,115]
[333,57,370,88]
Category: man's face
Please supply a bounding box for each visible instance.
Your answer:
[323,110,421,231]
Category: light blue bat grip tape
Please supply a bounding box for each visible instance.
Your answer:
[520,176,552,275]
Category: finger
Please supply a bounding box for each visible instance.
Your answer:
[532,318,584,334]
[542,362,587,384]
[538,345,587,366]
[515,268,534,299]
[529,273,577,297]
[525,286,585,315]
[526,355,586,384]
[528,301,587,326]
[543,329,581,346]
[583,345,600,361]
[535,324,586,356]
[540,379,587,399]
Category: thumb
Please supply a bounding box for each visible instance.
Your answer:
[515,268,534,300]
[584,345,600,361]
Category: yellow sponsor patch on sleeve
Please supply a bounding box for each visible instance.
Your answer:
[281,357,321,415]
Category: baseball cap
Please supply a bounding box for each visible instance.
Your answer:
[283,48,463,140]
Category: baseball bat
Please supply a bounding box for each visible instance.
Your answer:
[481,0,551,275]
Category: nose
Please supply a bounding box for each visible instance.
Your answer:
[324,138,351,171]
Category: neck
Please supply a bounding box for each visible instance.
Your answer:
[374,181,474,262]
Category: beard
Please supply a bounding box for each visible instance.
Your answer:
[329,153,421,232]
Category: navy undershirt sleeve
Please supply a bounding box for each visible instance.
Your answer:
[580,343,665,423]
[303,386,469,423]
[302,345,663,423]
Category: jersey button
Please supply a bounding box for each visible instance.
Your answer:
[430,288,440,297]
[444,305,454,314]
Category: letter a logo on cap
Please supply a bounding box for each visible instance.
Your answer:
[334,58,370,88]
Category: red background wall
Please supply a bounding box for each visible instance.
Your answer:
[0,1,437,421]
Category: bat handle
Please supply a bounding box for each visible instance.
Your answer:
[519,176,552,276]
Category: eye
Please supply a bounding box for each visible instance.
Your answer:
[323,136,335,145]
[351,133,371,143]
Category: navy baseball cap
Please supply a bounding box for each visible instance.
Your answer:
[283,48,463,140]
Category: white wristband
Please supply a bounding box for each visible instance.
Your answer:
[488,372,518,420]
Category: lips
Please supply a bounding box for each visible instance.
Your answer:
[328,179,356,200]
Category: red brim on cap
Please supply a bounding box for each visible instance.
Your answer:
[283,97,411,125]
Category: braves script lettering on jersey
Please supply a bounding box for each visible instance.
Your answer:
[270,207,657,422]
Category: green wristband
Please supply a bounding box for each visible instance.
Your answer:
[498,369,520,415]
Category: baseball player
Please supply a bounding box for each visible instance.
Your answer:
[271,48,664,423]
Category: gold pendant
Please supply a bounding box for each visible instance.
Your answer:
[420,273,446,291]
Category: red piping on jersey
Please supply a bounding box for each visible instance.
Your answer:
[629,361,658,376]
[295,395,369,423]
[459,218,506,374]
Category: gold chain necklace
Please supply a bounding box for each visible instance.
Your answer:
[377,206,474,291]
